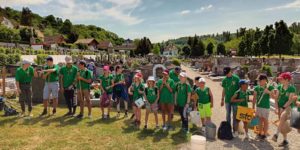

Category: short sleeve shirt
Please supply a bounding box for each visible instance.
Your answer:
[60,65,78,88]
[77,69,92,90]
[44,65,60,82]
[222,74,240,103]
[169,69,180,83]
[195,87,211,104]
[277,84,296,108]
[146,87,158,104]
[132,83,144,101]
[99,74,114,93]
[156,78,175,104]
[254,85,274,109]
[176,83,192,107]
[15,66,34,83]
[234,89,250,107]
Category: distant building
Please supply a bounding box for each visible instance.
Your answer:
[229,48,237,56]
[163,44,178,57]
[75,38,99,50]
[0,17,14,29]
[44,35,65,49]
[31,44,43,50]
[98,41,114,52]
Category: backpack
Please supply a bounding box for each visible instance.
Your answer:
[217,121,233,140]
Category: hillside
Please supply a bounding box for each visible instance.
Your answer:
[0,7,124,45]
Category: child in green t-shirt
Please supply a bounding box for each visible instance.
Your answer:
[144,76,159,129]
[231,79,251,139]
[128,73,144,128]
[195,78,213,130]
[99,66,114,119]
[252,74,275,140]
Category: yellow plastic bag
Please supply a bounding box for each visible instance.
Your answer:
[236,106,255,123]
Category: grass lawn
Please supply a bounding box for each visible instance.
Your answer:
[0,102,192,150]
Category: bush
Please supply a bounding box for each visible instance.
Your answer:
[0,53,8,66]
[34,54,48,65]
[261,65,273,77]
[172,58,181,66]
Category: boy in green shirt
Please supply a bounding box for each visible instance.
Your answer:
[113,65,128,117]
[169,66,181,83]
[252,74,275,140]
[221,67,240,133]
[157,70,175,130]
[231,79,251,139]
[59,56,78,116]
[40,56,60,116]
[15,60,38,117]
[76,60,93,119]
[195,78,213,131]
[175,72,192,133]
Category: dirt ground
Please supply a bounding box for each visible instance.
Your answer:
[181,65,300,150]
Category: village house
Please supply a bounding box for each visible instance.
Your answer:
[163,44,178,57]
[75,38,99,50]
[114,39,136,54]
[98,41,114,52]
[44,34,65,49]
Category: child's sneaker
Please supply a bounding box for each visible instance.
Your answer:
[124,112,128,118]
[279,140,289,147]
[28,112,33,117]
[76,114,83,119]
[233,131,239,138]
[272,134,278,142]
[19,112,25,117]
[88,115,92,119]
[162,125,168,131]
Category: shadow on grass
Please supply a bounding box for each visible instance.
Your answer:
[86,116,121,126]
[221,137,272,150]
[0,116,19,127]
[137,129,156,140]
[56,117,83,127]
[170,130,190,145]
[41,115,67,126]
[153,129,169,143]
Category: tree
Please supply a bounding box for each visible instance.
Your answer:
[274,20,294,57]
[217,43,226,55]
[60,19,72,34]
[182,45,191,57]
[152,44,160,55]
[66,31,79,43]
[206,42,214,55]
[238,41,246,56]
[187,37,193,46]
[135,37,152,56]
[19,28,36,42]
[21,7,33,26]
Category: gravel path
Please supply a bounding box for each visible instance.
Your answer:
[181,65,300,150]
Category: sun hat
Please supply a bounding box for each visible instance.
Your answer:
[239,79,250,85]
[163,70,169,75]
[147,76,155,81]
[179,72,187,78]
[278,72,292,81]
[103,65,110,71]
[22,60,31,65]
[65,56,72,63]
[198,78,206,83]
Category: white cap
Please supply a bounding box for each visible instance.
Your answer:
[179,72,187,78]
[22,60,31,65]
[147,76,155,81]
[199,78,206,83]
[65,56,73,63]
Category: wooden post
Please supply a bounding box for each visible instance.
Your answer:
[2,66,6,97]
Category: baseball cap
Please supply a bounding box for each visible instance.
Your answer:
[46,56,53,62]
[163,70,169,75]
[22,60,31,65]
[179,72,187,78]
[79,60,86,66]
[103,65,110,71]
[239,79,249,85]
[135,73,142,78]
[65,56,72,63]
[147,76,155,81]
[175,66,181,72]
[223,67,231,75]
[198,78,206,83]
[278,72,292,81]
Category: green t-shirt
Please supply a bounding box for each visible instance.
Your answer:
[254,85,274,109]
[234,89,250,107]
[176,83,192,107]
[222,74,240,103]
[169,69,180,83]
[132,83,144,101]
[77,69,92,90]
[277,84,296,108]
[156,78,175,104]
[195,87,211,104]
[114,73,124,91]
[15,66,34,84]
[145,87,158,104]
[99,74,114,93]
[60,65,78,88]
[44,65,60,82]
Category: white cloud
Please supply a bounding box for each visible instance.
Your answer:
[0,0,50,6]
[0,0,143,25]
[265,0,300,11]
[195,4,213,13]
[180,10,191,15]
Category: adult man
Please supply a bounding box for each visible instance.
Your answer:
[40,56,60,116]
[76,60,93,119]
[221,67,240,131]
[60,56,78,116]
[169,66,181,84]
[15,60,38,117]
[157,70,175,130]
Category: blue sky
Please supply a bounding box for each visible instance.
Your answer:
[1,0,300,42]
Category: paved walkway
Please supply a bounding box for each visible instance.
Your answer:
[181,65,300,150]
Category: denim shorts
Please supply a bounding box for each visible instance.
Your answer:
[43,82,59,100]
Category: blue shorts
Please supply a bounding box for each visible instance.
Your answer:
[43,82,59,100]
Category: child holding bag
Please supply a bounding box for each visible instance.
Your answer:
[144,76,159,129]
